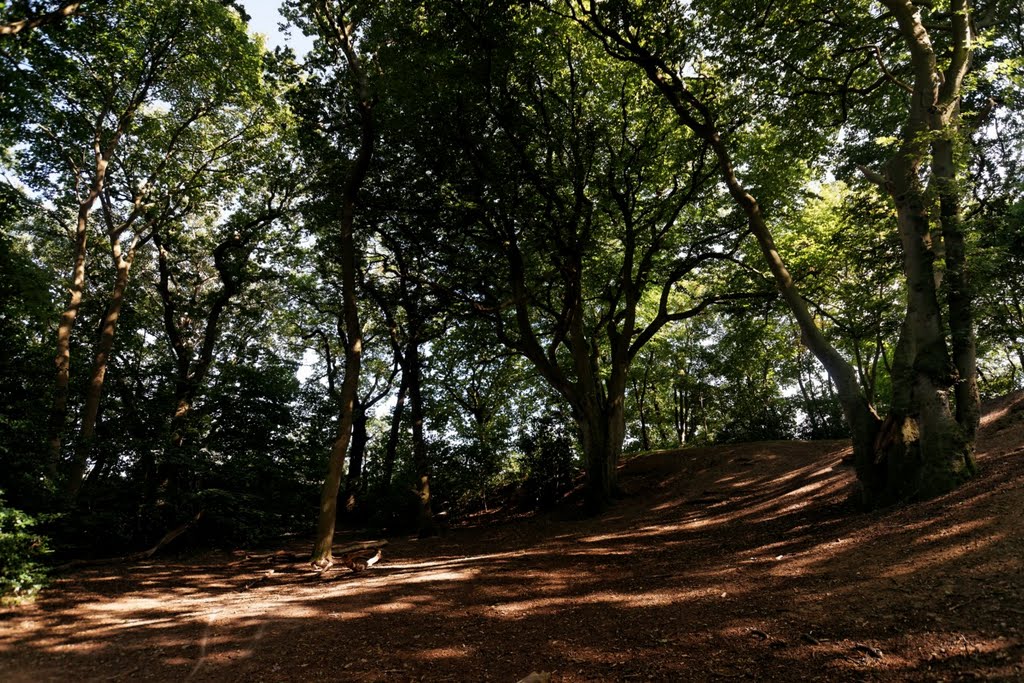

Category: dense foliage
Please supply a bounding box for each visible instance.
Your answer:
[0,0,1020,591]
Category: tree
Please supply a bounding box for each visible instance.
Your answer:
[65,5,271,500]
[287,0,376,568]
[566,0,1017,505]
[364,3,759,511]
[11,0,265,488]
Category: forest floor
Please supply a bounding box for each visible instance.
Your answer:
[2,395,1023,682]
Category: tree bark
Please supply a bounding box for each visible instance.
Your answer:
[46,196,94,477]
[382,372,408,490]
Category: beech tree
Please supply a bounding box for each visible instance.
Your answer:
[65,7,271,500]
[566,0,1020,504]
[12,0,265,489]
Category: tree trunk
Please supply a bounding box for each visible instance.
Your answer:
[67,238,138,501]
[46,197,94,478]
[382,372,408,490]
[575,395,624,514]
[405,334,435,537]
[869,163,974,503]
[933,131,980,444]
[633,377,650,451]
[312,339,361,564]
[343,398,367,514]
[310,5,375,567]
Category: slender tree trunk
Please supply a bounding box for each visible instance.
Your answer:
[382,372,408,489]
[67,238,138,501]
[405,334,435,537]
[313,342,360,562]
[310,5,375,568]
[46,197,95,478]
[650,385,670,446]
[933,134,980,443]
[343,399,367,514]
[633,377,650,451]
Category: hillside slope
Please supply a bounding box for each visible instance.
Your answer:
[1,393,1022,682]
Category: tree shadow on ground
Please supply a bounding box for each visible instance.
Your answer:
[2,396,1022,682]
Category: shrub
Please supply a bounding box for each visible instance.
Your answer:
[0,493,49,601]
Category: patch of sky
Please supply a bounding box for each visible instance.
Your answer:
[243,1,313,60]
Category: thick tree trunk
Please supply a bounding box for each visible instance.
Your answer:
[868,166,974,503]
[575,395,624,514]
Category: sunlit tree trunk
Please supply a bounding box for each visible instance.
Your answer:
[46,196,94,477]
[67,235,141,500]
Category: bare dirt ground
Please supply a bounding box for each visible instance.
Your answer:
[2,394,1023,682]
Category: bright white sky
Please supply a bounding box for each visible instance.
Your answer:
[243,1,313,58]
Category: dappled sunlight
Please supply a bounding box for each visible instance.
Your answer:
[880,531,1008,579]
[2,432,1021,682]
[411,646,475,661]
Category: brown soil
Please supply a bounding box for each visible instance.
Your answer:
[2,394,1023,682]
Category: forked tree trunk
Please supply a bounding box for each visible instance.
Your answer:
[67,237,140,501]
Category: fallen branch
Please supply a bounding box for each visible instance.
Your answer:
[129,511,203,560]
[53,511,204,572]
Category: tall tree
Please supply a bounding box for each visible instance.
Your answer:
[11,0,259,484]
[366,4,757,510]
[566,0,1016,503]
[66,4,271,500]
[288,0,376,568]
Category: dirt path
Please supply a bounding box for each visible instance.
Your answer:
[2,394,1023,682]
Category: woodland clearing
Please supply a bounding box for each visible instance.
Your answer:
[1,393,1022,683]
